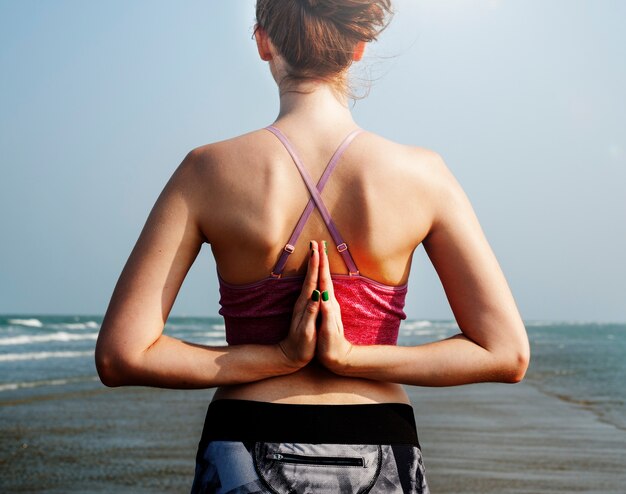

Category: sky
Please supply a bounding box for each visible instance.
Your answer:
[1,0,624,322]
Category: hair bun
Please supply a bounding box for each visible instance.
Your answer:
[256,0,393,87]
[300,0,332,14]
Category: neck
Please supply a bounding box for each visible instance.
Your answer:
[274,80,357,131]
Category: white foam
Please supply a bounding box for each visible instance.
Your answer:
[0,350,94,362]
[402,320,433,330]
[401,320,460,332]
[0,383,20,391]
[201,339,227,347]
[524,320,564,327]
[166,323,225,332]
[0,332,99,346]
[0,376,99,392]
[405,329,441,336]
[50,321,100,330]
[200,331,226,338]
[7,318,43,328]
[166,323,206,331]
[524,320,600,327]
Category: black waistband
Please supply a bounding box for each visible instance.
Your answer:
[199,399,420,447]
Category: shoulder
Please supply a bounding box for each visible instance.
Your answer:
[354,131,443,170]
[171,128,278,199]
[354,131,455,194]
[183,128,273,175]
[356,131,470,233]
[167,129,280,237]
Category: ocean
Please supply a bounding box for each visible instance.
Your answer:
[1,315,625,431]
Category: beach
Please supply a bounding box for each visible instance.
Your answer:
[2,381,626,493]
[2,317,626,492]
[413,384,626,493]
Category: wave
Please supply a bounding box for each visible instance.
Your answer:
[402,320,433,330]
[403,329,446,336]
[0,332,99,346]
[524,320,585,328]
[165,323,225,331]
[50,321,100,331]
[0,376,99,392]
[0,350,94,362]
[402,320,459,331]
[524,320,626,328]
[198,339,227,346]
[7,318,43,328]
[198,331,225,338]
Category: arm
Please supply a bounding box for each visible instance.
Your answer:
[317,154,530,386]
[95,152,321,388]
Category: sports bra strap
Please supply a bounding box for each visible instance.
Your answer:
[265,125,362,276]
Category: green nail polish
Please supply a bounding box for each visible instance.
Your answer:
[323,240,328,254]
[312,290,320,302]
[321,290,329,302]
[309,241,312,250]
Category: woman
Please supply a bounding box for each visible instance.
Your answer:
[96,1,530,492]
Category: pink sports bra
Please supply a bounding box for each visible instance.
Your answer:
[219,126,407,346]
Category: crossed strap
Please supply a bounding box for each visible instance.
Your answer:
[265,125,362,277]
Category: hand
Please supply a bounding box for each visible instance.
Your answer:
[278,240,321,370]
[315,240,354,373]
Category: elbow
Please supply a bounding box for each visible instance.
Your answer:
[95,342,137,388]
[95,348,125,387]
[500,345,530,384]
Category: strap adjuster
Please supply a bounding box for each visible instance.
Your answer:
[284,243,295,253]
[349,270,360,276]
[270,271,282,279]
[337,242,348,253]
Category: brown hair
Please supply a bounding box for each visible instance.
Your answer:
[255,0,393,94]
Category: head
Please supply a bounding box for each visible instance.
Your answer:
[254,0,393,98]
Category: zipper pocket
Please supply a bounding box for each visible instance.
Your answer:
[267,452,364,467]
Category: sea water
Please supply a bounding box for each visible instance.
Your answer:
[1,315,624,430]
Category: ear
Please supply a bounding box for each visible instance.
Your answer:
[353,41,366,62]
[254,25,273,62]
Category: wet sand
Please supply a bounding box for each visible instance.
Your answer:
[410,383,626,493]
[1,381,626,493]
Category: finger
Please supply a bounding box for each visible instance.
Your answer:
[296,289,321,336]
[302,240,320,294]
[293,240,320,314]
[317,239,335,298]
[319,288,342,334]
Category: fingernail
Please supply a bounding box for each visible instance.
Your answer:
[323,240,328,254]
[321,290,329,302]
[312,290,320,302]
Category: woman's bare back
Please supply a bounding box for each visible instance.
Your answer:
[193,126,438,286]
[186,124,442,404]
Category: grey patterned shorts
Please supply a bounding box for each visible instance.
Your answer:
[191,400,429,494]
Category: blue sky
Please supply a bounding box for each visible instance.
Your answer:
[1,0,624,321]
